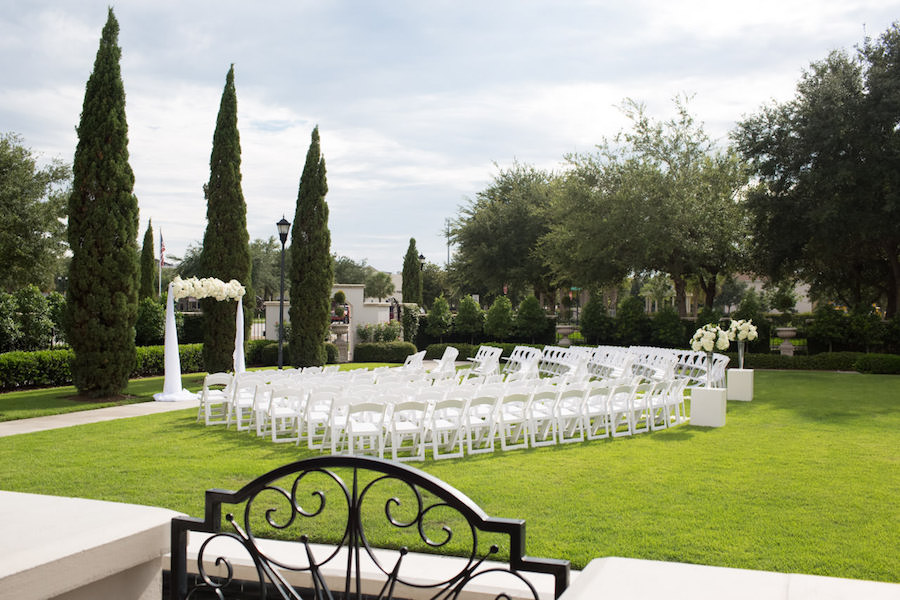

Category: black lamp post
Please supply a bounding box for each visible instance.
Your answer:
[276,216,291,369]
[417,253,425,305]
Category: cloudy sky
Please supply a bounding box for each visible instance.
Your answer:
[2,1,898,272]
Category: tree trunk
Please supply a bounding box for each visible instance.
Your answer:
[884,243,900,319]
[672,275,687,317]
[698,270,718,309]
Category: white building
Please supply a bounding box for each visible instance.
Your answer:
[263,283,397,361]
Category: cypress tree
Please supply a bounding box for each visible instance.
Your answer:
[401,238,422,305]
[289,126,332,367]
[200,65,252,373]
[66,8,139,397]
[139,219,156,299]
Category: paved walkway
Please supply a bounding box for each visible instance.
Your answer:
[0,397,200,438]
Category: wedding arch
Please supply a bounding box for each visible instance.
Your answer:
[153,276,247,402]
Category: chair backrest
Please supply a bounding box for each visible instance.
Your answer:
[438,345,459,366]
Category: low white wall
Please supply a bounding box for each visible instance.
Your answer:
[264,283,393,362]
[0,491,181,600]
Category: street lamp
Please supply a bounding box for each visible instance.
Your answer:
[276,216,291,369]
[418,253,425,271]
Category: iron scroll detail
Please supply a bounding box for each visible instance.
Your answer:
[170,455,569,599]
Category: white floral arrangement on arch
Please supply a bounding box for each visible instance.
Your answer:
[170,276,245,301]
[690,323,730,353]
[727,319,759,343]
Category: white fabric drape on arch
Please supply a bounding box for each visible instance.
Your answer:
[153,284,246,401]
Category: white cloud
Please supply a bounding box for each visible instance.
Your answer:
[2,0,899,271]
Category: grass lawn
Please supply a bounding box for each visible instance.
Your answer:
[0,374,207,421]
[0,370,897,583]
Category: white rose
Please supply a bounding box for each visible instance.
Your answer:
[701,338,714,352]
[691,340,702,351]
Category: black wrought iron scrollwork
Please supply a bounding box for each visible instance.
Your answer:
[170,455,569,600]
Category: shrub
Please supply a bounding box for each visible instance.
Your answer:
[325,342,338,364]
[401,305,419,345]
[15,284,53,351]
[615,296,651,346]
[0,349,73,390]
[353,341,417,363]
[580,297,615,344]
[484,296,514,342]
[135,297,165,346]
[515,296,546,343]
[426,296,452,342]
[0,344,205,391]
[356,324,373,343]
[853,353,900,374]
[46,291,67,346]
[0,292,21,353]
[372,321,402,343]
[454,295,484,344]
[650,306,686,348]
[180,312,205,344]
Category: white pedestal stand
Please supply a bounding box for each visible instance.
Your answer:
[690,387,727,427]
[727,369,754,401]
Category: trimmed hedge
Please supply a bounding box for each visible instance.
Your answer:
[246,340,339,367]
[0,350,73,390]
[853,353,900,375]
[353,341,417,363]
[0,344,205,391]
[736,352,861,372]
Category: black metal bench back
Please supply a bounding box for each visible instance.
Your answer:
[170,455,569,599]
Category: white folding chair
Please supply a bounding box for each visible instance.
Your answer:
[430,397,468,459]
[269,383,307,443]
[608,382,637,437]
[648,379,672,431]
[302,388,339,450]
[388,400,429,462]
[335,402,386,458]
[555,384,587,444]
[527,385,559,448]
[198,372,232,426]
[583,382,612,440]
[496,392,531,452]
[226,372,267,431]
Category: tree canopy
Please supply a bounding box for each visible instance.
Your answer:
[289,126,332,367]
[200,65,252,372]
[139,219,156,299]
[450,162,554,303]
[0,133,70,292]
[401,238,422,305]
[733,25,900,317]
[543,97,748,315]
[67,8,140,396]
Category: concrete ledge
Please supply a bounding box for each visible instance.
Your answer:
[559,557,900,600]
[0,491,182,600]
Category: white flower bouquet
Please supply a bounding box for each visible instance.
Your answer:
[727,319,758,343]
[170,276,245,301]
[690,323,730,353]
[727,319,757,369]
[691,323,729,387]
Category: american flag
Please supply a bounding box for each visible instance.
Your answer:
[159,230,165,267]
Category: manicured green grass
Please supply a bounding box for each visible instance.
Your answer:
[0,374,207,421]
[0,371,897,583]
